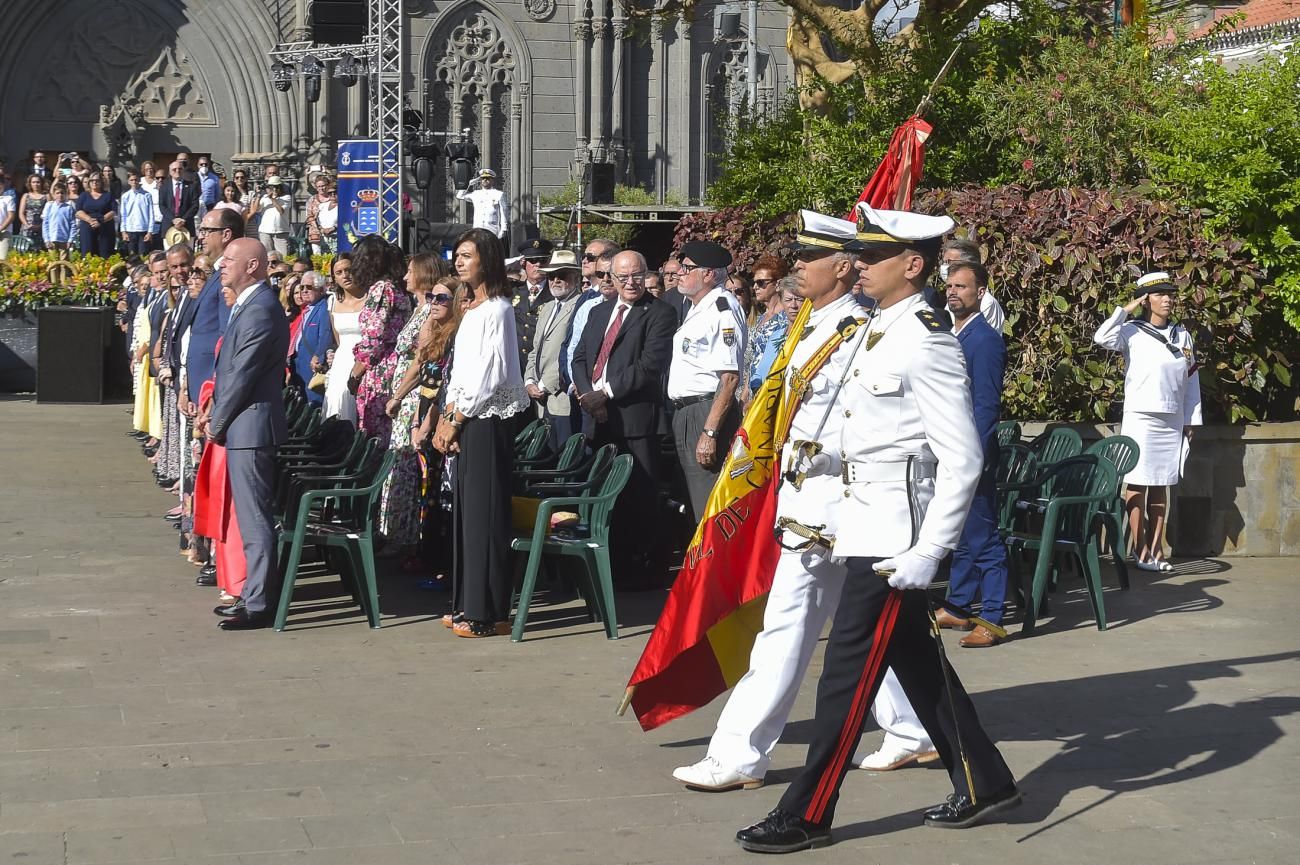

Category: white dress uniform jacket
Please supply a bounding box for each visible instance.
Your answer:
[667,287,747,399]
[776,294,867,540]
[456,186,509,237]
[828,293,983,560]
[1093,307,1202,425]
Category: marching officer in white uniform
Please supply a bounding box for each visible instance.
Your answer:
[456,168,509,239]
[735,204,1020,854]
[666,240,748,523]
[672,212,869,792]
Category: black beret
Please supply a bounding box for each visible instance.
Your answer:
[517,238,554,260]
[678,240,733,270]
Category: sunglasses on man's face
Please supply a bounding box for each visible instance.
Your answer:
[594,270,611,281]
[583,252,601,262]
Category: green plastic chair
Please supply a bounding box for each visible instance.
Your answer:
[521,444,617,499]
[273,448,397,632]
[509,454,634,642]
[275,432,376,522]
[1027,426,1084,467]
[1026,426,1084,497]
[996,420,1022,447]
[1084,434,1141,588]
[514,434,589,491]
[995,442,1038,534]
[512,419,552,464]
[1003,454,1119,634]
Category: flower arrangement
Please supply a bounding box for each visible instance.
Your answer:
[0,252,126,315]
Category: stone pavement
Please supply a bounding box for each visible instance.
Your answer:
[1,398,1298,865]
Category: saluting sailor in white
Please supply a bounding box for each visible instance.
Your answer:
[1093,271,1202,572]
[672,211,868,792]
[455,168,509,239]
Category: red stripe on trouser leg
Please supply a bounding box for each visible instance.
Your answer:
[805,590,902,824]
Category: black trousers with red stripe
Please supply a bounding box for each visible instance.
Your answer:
[777,556,1015,827]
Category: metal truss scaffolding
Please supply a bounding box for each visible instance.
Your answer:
[268,0,406,245]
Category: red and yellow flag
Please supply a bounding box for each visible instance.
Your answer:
[623,301,814,730]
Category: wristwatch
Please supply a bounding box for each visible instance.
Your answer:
[703,428,718,439]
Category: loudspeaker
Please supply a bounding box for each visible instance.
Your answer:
[588,162,615,205]
[312,0,366,45]
[36,307,117,404]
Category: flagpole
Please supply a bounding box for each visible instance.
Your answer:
[913,44,963,120]
[616,685,636,717]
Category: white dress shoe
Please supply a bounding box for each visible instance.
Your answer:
[1134,558,1164,572]
[855,744,941,771]
[671,756,763,791]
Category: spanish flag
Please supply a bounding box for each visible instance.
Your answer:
[623,300,813,731]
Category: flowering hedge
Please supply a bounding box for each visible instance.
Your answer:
[0,252,126,315]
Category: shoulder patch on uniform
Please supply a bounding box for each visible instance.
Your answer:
[716,296,730,312]
[836,315,864,340]
[915,309,945,332]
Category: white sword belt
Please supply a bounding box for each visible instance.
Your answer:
[841,460,937,485]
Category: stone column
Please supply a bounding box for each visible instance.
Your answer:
[573,10,591,165]
[673,14,692,201]
[652,16,671,203]
[610,5,628,178]
[591,1,609,162]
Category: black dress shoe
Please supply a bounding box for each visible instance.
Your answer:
[214,600,244,617]
[923,784,1022,829]
[218,610,270,631]
[196,569,217,587]
[735,808,831,854]
[200,563,216,577]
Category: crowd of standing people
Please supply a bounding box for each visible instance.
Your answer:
[0,151,338,260]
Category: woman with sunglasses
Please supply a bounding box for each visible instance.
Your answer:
[740,254,790,405]
[290,273,333,405]
[379,253,447,563]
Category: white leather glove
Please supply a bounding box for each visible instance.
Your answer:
[874,548,943,591]
[788,441,840,482]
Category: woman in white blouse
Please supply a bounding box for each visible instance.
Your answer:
[433,228,530,637]
[1093,271,1202,572]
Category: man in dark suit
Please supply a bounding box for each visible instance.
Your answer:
[185,208,243,412]
[158,160,199,238]
[164,244,196,386]
[571,249,677,589]
[200,238,290,630]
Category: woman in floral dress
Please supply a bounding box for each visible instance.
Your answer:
[347,236,412,442]
[378,253,445,557]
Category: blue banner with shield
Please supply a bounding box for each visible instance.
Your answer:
[336,139,400,251]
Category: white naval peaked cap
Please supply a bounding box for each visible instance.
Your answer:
[787,209,858,252]
[850,202,955,251]
[1135,270,1177,295]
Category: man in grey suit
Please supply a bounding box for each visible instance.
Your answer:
[523,250,586,449]
[198,238,289,631]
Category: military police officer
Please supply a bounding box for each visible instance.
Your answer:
[735,204,1020,854]
[666,240,748,523]
[512,237,553,376]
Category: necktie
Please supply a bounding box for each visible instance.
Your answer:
[174,182,181,206]
[592,304,626,383]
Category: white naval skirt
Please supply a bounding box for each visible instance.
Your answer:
[1120,410,1186,487]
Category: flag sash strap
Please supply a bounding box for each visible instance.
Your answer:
[774,315,866,453]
